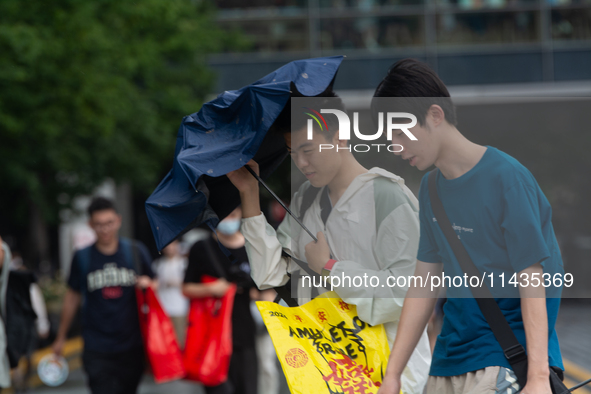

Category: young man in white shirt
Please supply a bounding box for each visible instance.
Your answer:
[227,91,431,394]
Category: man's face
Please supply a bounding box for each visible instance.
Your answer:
[390,111,440,171]
[89,209,121,244]
[285,127,344,188]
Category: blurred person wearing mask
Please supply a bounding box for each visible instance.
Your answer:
[152,240,188,347]
[183,207,258,394]
[250,288,280,394]
[52,197,156,394]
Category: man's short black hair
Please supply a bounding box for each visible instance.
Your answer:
[372,59,457,127]
[268,86,346,142]
[87,197,118,217]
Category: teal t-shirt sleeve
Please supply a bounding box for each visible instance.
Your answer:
[417,174,440,263]
[501,181,551,273]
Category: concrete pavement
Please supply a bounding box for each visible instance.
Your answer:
[15,300,591,394]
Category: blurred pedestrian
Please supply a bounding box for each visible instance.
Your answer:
[51,197,156,394]
[0,238,38,394]
[0,237,12,393]
[182,207,258,394]
[8,249,49,394]
[152,240,188,348]
[250,288,280,394]
[9,251,50,341]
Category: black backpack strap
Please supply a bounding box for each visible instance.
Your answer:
[427,170,530,387]
[298,185,320,222]
[319,187,332,226]
[120,238,142,276]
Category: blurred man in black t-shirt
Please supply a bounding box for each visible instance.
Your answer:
[52,197,156,394]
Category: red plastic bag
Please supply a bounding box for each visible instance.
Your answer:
[136,287,186,383]
[183,275,236,386]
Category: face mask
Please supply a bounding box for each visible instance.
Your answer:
[217,219,240,235]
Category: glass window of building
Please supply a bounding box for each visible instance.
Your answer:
[318,0,425,8]
[218,19,310,52]
[320,16,425,50]
[552,8,591,40]
[437,11,540,44]
[216,0,308,10]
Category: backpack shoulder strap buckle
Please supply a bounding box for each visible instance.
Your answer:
[503,343,526,361]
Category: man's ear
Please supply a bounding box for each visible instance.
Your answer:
[428,105,445,127]
[336,138,348,148]
[283,132,292,151]
[332,131,348,148]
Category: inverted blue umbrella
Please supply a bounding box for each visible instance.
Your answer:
[145,56,344,251]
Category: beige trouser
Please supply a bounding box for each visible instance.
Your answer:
[425,366,521,394]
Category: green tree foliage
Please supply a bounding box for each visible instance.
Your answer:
[0,0,244,228]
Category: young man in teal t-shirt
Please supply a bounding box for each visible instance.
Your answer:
[375,60,564,394]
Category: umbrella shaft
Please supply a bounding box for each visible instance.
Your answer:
[566,377,591,393]
[245,165,318,242]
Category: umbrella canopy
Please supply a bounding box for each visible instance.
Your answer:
[146,56,344,251]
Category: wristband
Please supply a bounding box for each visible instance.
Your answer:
[324,259,337,271]
[324,259,337,270]
[321,259,337,277]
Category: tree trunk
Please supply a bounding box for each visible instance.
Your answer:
[27,200,50,271]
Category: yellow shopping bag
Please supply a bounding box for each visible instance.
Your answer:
[257,291,391,394]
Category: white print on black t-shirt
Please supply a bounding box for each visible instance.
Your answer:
[87,263,136,292]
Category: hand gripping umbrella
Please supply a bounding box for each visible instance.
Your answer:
[145,56,343,251]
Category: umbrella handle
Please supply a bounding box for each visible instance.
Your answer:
[244,165,318,242]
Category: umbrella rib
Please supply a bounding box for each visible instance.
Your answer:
[244,165,318,242]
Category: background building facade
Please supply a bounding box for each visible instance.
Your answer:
[210,0,591,92]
